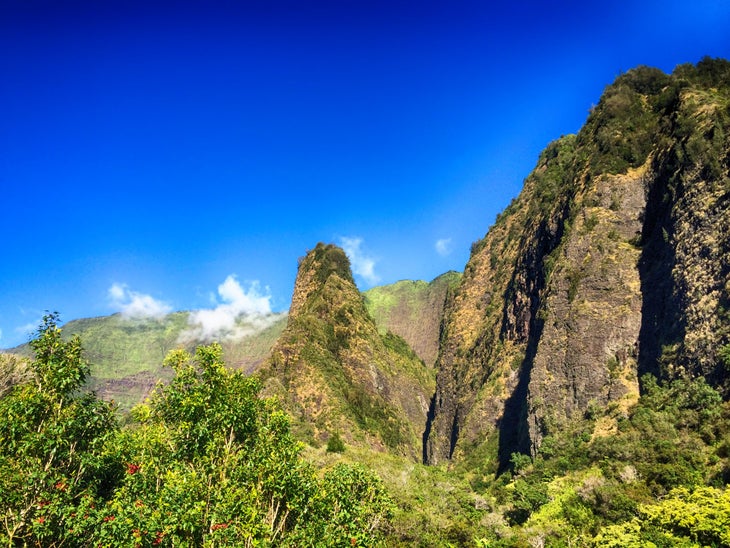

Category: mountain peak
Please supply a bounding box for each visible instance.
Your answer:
[263,242,434,457]
[289,243,355,318]
[426,58,730,467]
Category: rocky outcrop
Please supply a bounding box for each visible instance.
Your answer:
[263,243,434,459]
[426,59,730,468]
[524,165,646,455]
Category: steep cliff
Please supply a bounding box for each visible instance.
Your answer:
[426,58,730,468]
[364,271,461,368]
[262,243,434,459]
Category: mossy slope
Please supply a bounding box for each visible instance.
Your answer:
[262,243,435,459]
[364,271,461,368]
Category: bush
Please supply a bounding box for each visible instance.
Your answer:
[327,431,346,453]
[0,314,119,546]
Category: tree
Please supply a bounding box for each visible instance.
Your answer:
[0,313,118,545]
[593,486,730,546]
[84,343,394,546]
[326,431,346,453]
[0,318,395,546]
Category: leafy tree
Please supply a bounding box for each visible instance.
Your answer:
[509,452,532,475]
[593,486,730,546]
[0,318,395,546]
[79,343,394,546]
[0,313,118,545]
[290,463,395,547]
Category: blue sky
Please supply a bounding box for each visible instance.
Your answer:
[2,1,730,348]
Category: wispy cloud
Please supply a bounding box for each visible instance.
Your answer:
[180,275,276,343]
[109,283,172,320]
[339,236,380,286]
[435,237,453,257]
[14,322,38,341]
[8,307,44,345]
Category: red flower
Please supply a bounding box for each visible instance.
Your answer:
[211,522,228,531]
[55,481,67,491]
[103,515,115,522]
[37,517,46,524]
[126,463,141,475]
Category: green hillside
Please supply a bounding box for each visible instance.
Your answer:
[364,271,461,367]
[9,311,287,412]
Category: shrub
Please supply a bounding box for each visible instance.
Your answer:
[327,432,346,453]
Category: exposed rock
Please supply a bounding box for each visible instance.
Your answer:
[426,59,730,468]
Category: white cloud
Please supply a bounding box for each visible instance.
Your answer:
[108,283,125,301]
[15,322,38,340]
[180,275,275,343]
[339,236,380,286]
[435,238,453,257]
[108,283,172,320]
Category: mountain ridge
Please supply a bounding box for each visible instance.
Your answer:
[4,272,453,415]
[425,59,730,468]
[4,58,730,546]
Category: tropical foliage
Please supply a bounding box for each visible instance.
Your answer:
[0,315,394,546]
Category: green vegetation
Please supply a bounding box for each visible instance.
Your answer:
[307,242,357,286]
[326,432,345,453]
[5,315,728,546]
[579,66,666,175]
[364,280,428,330]
[529,133,579,218]
[458,375,730,546]
[294,370,730,546]
[4,58,730,546]
[67,312,191,380]
[10,311,288,413]
[0,316,394,546]
[364,271,461,368]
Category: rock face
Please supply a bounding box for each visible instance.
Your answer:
[426,59,730,468]
[263,243,434,459]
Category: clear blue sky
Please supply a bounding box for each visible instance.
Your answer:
[2,0,730,348]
